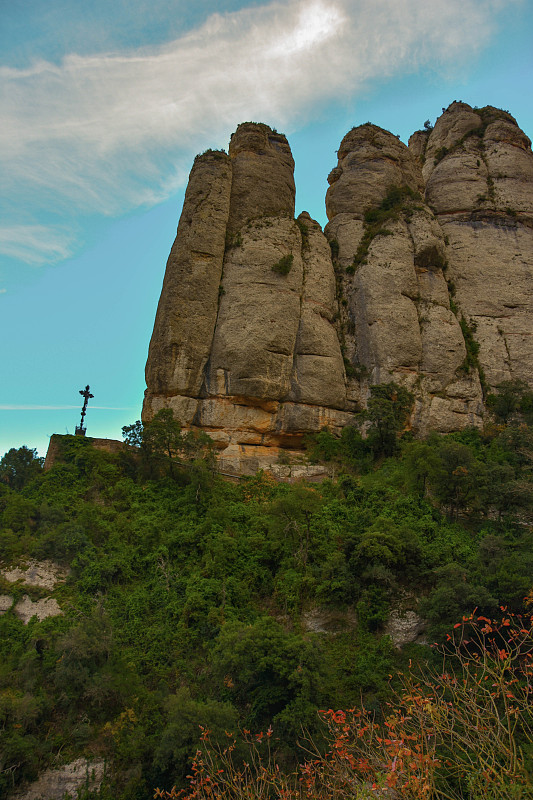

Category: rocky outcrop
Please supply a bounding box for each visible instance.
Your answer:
[409,102,533,390]
[144,124,353,472]
[2,559,68,590]
[385,609,426,649]
[13,595,63,624]
[143,106,533,471]
[0,592,64,625]
[1,560,67,623]
[11,758,105,800]
[325,122,483,434]
[0,594,14,614]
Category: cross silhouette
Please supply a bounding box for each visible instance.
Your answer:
[75,385,94,436]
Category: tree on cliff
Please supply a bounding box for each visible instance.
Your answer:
[486,379,533,425]
[365,382,414,457]
[123,410,215,479]
[0,445,43,490]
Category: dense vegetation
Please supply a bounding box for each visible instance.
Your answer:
[0,383,532,799]
[158,611,533,800]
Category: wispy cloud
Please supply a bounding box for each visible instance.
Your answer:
[0,225,75,267]
[0,405,134,411]
[0,0,514,266]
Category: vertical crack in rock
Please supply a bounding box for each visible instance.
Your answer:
[287,212,347,410]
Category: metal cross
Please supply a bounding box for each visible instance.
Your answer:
[75,384,94,436]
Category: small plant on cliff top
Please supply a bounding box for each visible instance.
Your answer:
[271,254,293,275]
[195,148,227,162]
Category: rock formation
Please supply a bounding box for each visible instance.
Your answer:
[144,123,352,473]
[143,104,533,473]
[410,103,533,393]
[12,758,105,800]
[325,120,483,434]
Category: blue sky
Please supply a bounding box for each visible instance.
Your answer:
[1,0,532,457]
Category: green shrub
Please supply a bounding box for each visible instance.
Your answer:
[295,218,310,251]
[434,145,448,164]
[329,239,339,259]
[271,254,293,275]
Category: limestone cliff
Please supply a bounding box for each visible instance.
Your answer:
[144,123,352,474]
[409,102,533,392]
[143,105,533,472]
[325,121,483,434]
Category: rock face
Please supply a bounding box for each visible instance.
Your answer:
[325,121,484,434]
[11,758,105,800]
[385,609,426,649]
[2,559,68,590]
[1,560,67,623]
[13,595,63,625]
[144,107,533,471]
[144,124,352,472]
[410,102,533,391]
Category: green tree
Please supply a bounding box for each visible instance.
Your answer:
[486,379,529,422]
[477,461,525,520]
[142,409,184,477]
[427,439,482,518]
[0,446,43,490]
[420,562,497,637]
[154,687,238,791]
[122,419,143,447]
[123,411,215,480]
[402,439,441,497]
[270,484,323,569]
[365,383,414,457]
[211,616,319,732]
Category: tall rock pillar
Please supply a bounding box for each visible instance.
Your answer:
[144,150,232,424]
[325,123,484,433]
[410,102,533,390]
[143,124,351,473]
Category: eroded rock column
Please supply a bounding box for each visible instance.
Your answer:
[325,123,484,432]
[144,150,232,423]
[411,102,533,391]
[144,124,351,472]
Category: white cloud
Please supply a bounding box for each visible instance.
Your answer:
[0,289,6,294]
[0,225,74,266]
[0,405,134,411]
[0,0,514,265]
